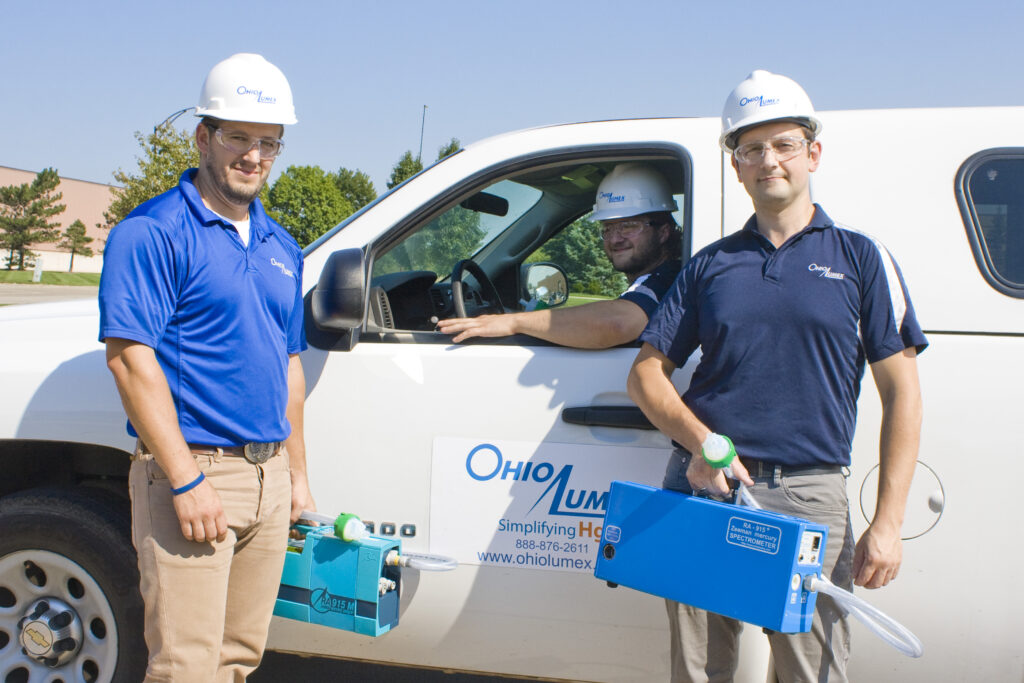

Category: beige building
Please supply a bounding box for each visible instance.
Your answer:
[0,166,117,273]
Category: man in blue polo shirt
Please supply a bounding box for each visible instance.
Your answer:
[628,71,927,682]
[99,53,315,681]
[438,163,682,347]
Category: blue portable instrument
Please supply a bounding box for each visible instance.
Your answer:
[275,521,402,637]
[594,481,827,633]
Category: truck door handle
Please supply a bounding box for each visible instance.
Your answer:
[561,406,655,430]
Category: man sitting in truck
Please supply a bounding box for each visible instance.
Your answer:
[438,162,682,347]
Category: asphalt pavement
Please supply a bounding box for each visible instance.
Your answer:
[252,653,509,682]
[0,283,99,305]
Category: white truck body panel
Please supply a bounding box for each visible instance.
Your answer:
[1,107,1022,682]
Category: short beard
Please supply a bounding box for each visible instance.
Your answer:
[203,155,263,206]
[614,238,664,280]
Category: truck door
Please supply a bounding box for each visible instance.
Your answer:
[281,149,701,678]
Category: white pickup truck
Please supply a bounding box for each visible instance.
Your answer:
[1,107,1022,683]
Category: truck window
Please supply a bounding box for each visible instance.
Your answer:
[374,180,542,277]
[956,149,1024,297]
[365,156,689,339]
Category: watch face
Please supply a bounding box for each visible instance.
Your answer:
[244,442,277,464]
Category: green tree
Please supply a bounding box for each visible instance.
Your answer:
[376,138,484,275]
[381,205,485,276]
[0,167,66,270]
[437,137,461,160]
[266,165,352,247]
[333,168,377,212]
[387,151,423,190]
[104,123,199,228]
[539,217,625,297]
[58,219,95,272]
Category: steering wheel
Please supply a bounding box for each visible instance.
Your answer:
[450,259,504,318]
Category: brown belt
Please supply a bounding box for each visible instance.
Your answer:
[188,442,283,464]
[135,440,282,464]
[187,444,246,456]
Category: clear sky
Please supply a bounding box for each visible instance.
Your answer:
[3,0,1021,192]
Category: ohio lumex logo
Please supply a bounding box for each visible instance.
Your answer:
[465,444,608,518]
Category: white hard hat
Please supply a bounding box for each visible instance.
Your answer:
[195,53,297,125]
[592,163,678,222]
[719,70,821,152]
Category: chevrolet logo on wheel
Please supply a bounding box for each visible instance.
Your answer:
[24,625,52,653]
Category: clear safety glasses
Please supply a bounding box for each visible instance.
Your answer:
[601,219,654,241]
[733,136,810,165]
[209,126,285,159]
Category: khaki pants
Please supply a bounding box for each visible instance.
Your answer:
[663,450,854,683]
[129,448,291,682]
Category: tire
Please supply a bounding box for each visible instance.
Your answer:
[0,486,146,683]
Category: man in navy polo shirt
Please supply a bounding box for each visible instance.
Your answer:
[438,163,682,347]
[628,71,927,682]
[100,54,315,681]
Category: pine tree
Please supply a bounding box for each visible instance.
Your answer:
[0,168,66,270]
[58,219,95,272]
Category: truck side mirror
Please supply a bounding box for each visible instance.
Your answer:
[312,248,367,331]
[520,263,569,308]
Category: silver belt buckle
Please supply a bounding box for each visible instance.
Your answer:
[243,442,278,464]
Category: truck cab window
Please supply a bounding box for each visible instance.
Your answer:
[365,157,688,337]
[957,150,1024,297]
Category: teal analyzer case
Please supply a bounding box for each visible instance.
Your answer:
[275,525,401,636]
[594,481,828,633]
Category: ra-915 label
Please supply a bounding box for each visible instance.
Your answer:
[726,516,781,555]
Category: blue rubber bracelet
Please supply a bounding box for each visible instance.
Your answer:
[170,471,205,496]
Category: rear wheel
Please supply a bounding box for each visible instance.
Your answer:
[0,487,146,683]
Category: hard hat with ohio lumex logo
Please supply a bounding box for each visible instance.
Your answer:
[591,163,678,222]
[195,53,297,125]
[719,70,821,152]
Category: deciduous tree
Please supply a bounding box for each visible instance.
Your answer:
[437,138,461,160]
[387,151,423,190]
[266,165,352,247]
[104,124,199,228]
[333,168,377,212]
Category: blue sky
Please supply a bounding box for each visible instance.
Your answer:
[3,0,1021,192]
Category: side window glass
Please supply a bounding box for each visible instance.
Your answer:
[525,216,628,301]
[375,180,542,277]
[524,193,686,304]
[365,157,689,336]
[957,150,1024,297]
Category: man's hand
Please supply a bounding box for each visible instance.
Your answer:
[171,477,228,543]
[853,522,902,588]
[684,453,753,497]
[437,314,517,342]
[290,470,317,524]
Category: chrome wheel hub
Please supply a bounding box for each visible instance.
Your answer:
[18,597,84,668]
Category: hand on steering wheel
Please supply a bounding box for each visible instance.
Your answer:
[450,259,504,318]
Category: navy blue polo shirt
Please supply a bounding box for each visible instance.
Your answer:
[641,206,927,467]
[619,258,682,317]
[99,169,306,446]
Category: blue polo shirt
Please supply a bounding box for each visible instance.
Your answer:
[619,258,681,317]
[641,206,927,467]
[99,169,306,446]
